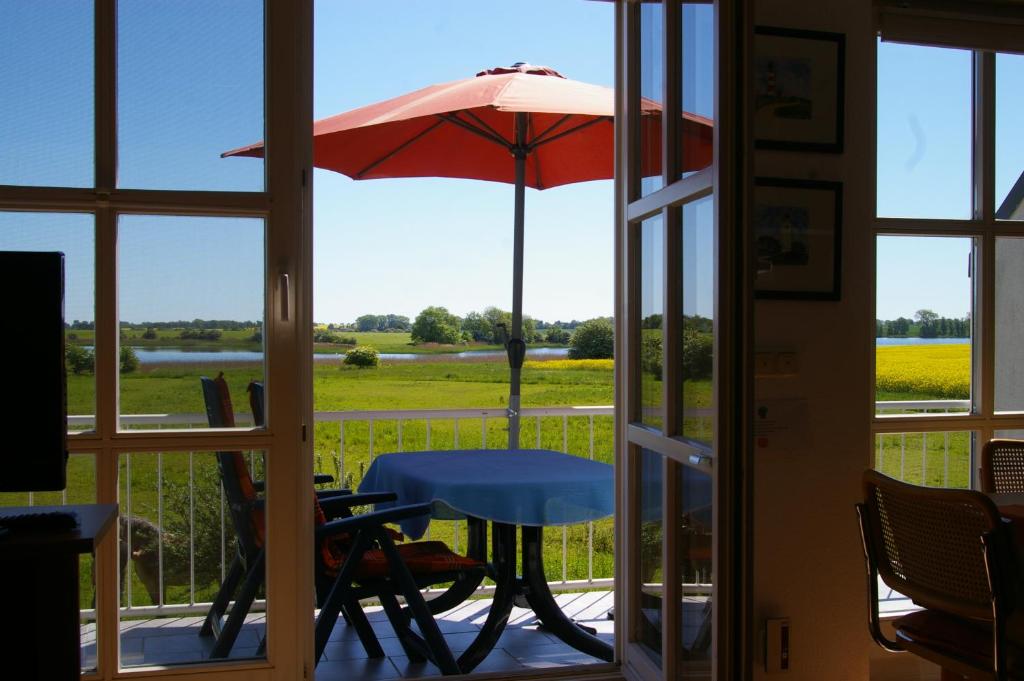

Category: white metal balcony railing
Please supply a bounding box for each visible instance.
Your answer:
[56,406,632,620]
[22,399,968,620]
[873,399,974,490]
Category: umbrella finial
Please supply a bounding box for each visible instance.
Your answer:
[476,63,566,78]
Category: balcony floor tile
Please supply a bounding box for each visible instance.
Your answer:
[91,590,614,677]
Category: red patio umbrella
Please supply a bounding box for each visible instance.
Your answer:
[225,63,712,447]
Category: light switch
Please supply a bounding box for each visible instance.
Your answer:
[755,352,776,376]
[777,352,798,376]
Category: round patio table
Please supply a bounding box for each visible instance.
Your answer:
[358,449,615,669]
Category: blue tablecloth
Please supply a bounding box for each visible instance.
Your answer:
[357,449,615,540]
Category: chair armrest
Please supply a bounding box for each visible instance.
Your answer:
[316,503,431,540]
[251,477,339,493]
[316,489,353,500]
[318,492,398,518]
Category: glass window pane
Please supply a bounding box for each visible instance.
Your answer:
[873,431,972,489]
[995,237,1024,412]
[117,0,264,191]
[640,2,664,197]
[638,448,664,664]
[640,215,664,429]
[996,53,1024,220]
[681,197,713,444]
[679,2,713,180]
[119,450,267,666]
[876,42,972,219]
[875,236,972,416]
[678,462,712,672]
[118,216,264,430]
[0,1,93,187]
[0,212,95,425]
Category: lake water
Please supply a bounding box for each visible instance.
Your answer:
[118,346,571,365]
[875,337,969,346]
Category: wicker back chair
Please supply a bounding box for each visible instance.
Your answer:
[981,439,1024,493]
[856,470,1017,680]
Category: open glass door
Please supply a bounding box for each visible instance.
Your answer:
[616,1,749,679]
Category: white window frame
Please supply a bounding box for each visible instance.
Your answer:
[0,1,314,679]
[872,29,1024,483]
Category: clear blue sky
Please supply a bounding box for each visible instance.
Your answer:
[875,42,1023,321]
[0,6,1020,325]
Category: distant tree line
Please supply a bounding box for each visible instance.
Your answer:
[876,309,970,338]
[318,313,586,335]
[353,314,412,332]
[641,314,713,333]
[68,319,259,331]
[410,306,580,346]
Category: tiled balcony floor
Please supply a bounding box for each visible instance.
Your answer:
[83,591,615,676]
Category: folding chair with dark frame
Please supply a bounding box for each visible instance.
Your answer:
[856,469,1020,680]
[313,502,487,674]
[198,374,347,658]
[199,374,487,664]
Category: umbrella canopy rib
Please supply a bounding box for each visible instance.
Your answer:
[529,113,574,147]
[460,109,514,150]
[353,118,447,179]
[437,112,514,151]
[529,116,612,151]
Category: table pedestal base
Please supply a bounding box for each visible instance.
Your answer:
[455,521,613,673]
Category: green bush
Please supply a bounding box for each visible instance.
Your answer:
[637,330,712,381]
[411,306,462,344]
[682,329,713,380]
[545,326,571,344]
[568,318,614,359]
[66,344,95,374]
[142,327,158,340]
[343,345,380,367]
[120,345,140,373]
[641,333,662,377]
[179,328,222,341]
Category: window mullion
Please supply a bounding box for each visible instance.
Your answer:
[95,0,116,193]
[973,51,996,223]
[978,232,995,419]
[974,51,995,423]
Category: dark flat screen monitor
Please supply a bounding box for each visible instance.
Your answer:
[0,251,67,492]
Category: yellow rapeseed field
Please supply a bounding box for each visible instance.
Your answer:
[523,358,614,371]
[876,344,969,398]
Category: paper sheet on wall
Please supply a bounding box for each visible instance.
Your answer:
[754,398,807,454]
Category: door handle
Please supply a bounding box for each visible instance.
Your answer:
[280,272,290,322]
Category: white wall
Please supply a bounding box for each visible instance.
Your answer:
[751,1,877,679]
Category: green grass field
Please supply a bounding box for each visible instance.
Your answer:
[5,342,971,611]
[69,327,566,355]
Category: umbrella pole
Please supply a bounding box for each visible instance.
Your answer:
[508,111,528,450]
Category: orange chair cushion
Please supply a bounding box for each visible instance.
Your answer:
[211,373,266,547]
[894,609,992,667]
[325,540,484,581]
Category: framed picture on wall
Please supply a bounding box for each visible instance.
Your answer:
[754,26,845,153]
[754,178,842,300]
